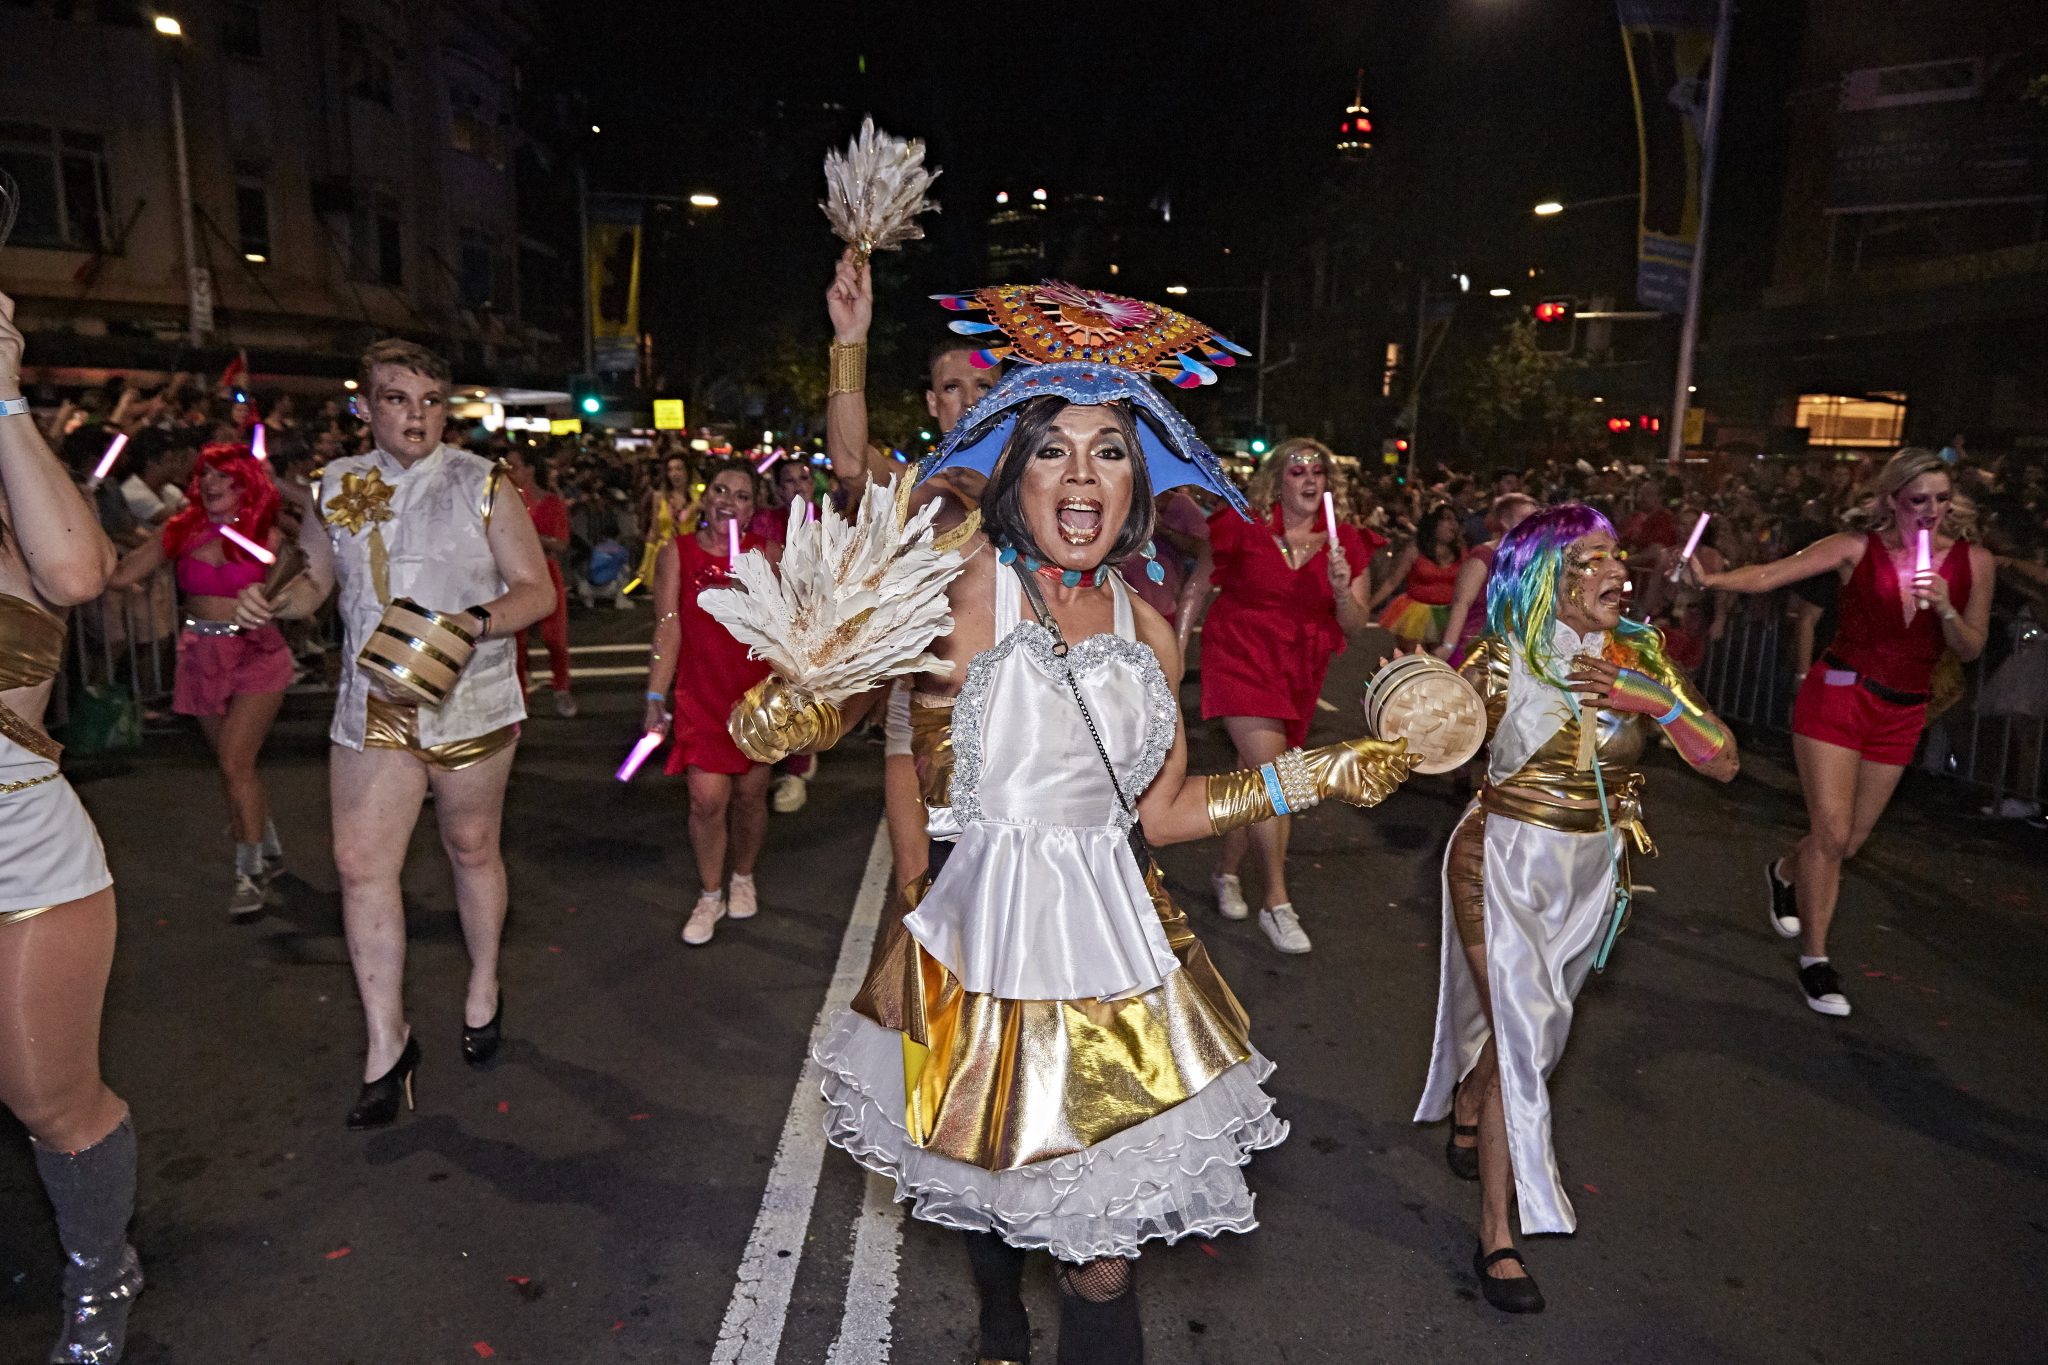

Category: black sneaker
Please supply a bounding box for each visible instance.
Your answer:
[1765,860,1800,939]
[1798,961,1851,1017]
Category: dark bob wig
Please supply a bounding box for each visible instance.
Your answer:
[976,395,1156,566]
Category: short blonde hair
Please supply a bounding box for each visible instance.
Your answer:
[1844,447,1975,540]
[1247,437,1351,519]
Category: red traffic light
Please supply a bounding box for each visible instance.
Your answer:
[1606,417,1633,433]
[1638,415,1661,433]
[1394,437,1410,452]
[1534,300,1570,323]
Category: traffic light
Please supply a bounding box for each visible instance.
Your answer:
[570,374,602,420]
[1532,297,1576,354]
[1606,417,1634,434]
[580,394,602,416]
[1380,435,1410,465]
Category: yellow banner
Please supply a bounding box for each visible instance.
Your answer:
[653,398,686,430]
[588,204,642,375]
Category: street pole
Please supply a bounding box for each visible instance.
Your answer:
[1665,0,1733,468]
[1254,270,1270,424]
[167,63,206,347]
[576,163,595,379]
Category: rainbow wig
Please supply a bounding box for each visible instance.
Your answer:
[1485,502,1661,686]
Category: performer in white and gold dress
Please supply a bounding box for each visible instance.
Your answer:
[718,283,1418,1364]
[240,339,554,1129]
[1414,503,1738,1313]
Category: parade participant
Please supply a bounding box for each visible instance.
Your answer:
[1690,448,1991,1016]
[109,442,293,918]
[0,293,141,1364]
[640,462,782,946]
[1176,437,1381,953]
[749,457,819,545]
[239,339,554,1126]
[507,448,577,718]
[725,283,1418,1363]
[822,248,996,894]
[633,452,694,589]
[1435,492,1538,668]
[1416,503,1738,1313]
[1373,500,1465,648]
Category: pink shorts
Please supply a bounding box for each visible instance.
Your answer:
[1790,664,1926,766]
[173,624,295,717]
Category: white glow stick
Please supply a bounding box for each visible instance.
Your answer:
[217,524,276,564]
[251,422,267,462]
[615,730,663,782]
[1916,527,1931,575]
[90,432,128,485]
[727,517,741,561]
[1668,511,1710,582]
[1322,490,1340,546]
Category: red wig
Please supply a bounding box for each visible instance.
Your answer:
[161,442,282,563]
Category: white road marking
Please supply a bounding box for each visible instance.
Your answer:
[527,642,651,655]
[711,820,893,1365]
[1316,697,1339,713]
[824,1172,904,1365]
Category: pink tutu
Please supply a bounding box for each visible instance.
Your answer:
[173,624,295,717]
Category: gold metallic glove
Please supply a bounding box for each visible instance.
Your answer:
[1205,737,1418,835]
[728,677,845,764]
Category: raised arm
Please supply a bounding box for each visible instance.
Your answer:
[824,249,878,501]
[1698,531,1860,596]
[0,292,116,605]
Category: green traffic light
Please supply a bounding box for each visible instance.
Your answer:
[580,395,601,415]
[919,429,933,441]
[1250,438,1268,454]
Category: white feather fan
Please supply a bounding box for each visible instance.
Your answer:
[820,117,940,263]
[701,477,960,704]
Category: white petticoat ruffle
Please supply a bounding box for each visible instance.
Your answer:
[814,1009,1289,1263]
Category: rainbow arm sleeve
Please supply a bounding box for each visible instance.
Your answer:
[1609,663,1731,769]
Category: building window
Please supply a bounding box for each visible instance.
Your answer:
[339,18,394,108]
[458,226,496,309]
[374,196,402,286]
[1795,392,1908,448]
[221,1,262,58]
[234,163,269,263]
[0,123,111,251]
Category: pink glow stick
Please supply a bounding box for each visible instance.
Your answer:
[251,422,267,462]
[90,432,128,485]
[1668,511,1710,581]
[1321,490,1340,545]
[615,731,663,782]
[727,518,741,561]
[755,450,780,473]
[218,524,276,564]
[1916,527,1931,575]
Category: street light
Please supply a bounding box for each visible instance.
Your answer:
[1531,192,1638,218]
[688,192,720,208]
[1532,200,1564,217]
[152,14,182,36]
[1487,287,1511,298]
[1164,284,1189,295]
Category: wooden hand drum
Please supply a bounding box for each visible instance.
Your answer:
[356,598,479,707]
[1363,653,1486,774]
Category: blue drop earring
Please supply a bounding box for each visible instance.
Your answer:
[997,546,1018,566]
[1141,540,1165,584]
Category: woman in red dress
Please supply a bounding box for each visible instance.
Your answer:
[642,463,782,946]
[1694,448,1992,1017]
[1373,501,1465,648]
[1177,438,1380,954]
[509,449,576,717]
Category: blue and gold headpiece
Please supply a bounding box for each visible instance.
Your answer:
[918,281,1253,515]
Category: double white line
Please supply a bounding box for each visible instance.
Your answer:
[711,822,905,1365]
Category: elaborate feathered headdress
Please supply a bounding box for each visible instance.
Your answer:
[919,282,1254,515]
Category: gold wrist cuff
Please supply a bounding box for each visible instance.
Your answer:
[828,341,868,395]
[1205,767,1277,836]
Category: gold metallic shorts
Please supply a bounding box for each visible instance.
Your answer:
[0,904,58,929]
[1445,805,1488,950]
[362,694,518,771]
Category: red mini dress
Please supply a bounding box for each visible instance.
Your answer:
[1791,532,1972,765]
[1200,507,1384,747]
[664,529,773,777]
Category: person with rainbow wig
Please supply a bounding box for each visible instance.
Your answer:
[1413,503,1738,1313]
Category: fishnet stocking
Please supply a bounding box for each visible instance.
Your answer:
[1055,1257,1133,1303]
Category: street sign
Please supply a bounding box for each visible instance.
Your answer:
[1683,405,1706,446]
[653,399,686,430]
[550,418,583,435]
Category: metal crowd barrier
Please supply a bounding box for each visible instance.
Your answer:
[1693,595,2047,809]
[64,565,179,714]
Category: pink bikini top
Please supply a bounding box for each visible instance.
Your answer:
[175,528,267,598]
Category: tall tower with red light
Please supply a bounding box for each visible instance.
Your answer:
[1337,69,1373,160]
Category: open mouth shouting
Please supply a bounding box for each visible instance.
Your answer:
[1597,581,1625,610]
[1056,497,1104,545]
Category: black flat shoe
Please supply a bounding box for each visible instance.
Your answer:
[462,995,502,1069]
[1473,1244,1545,1314]
[347,1035,420,1130]
[1445,1123,1480,1181]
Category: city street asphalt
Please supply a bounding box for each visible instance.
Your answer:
[2,601,2043,1364]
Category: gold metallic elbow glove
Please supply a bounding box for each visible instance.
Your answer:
[1205,736,1419,835]
[728,677,846,765]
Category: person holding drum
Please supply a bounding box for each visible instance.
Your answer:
[1414,503,1738,1313]
[1176,437,1381,954]
[110,441,295,921]
[240,338,555,1128]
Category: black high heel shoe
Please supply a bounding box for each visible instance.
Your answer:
[462,995,503,1070]
[1445,1123,1480,1181]
[347,1035,420,1130]
[1473,1244,1545,1314]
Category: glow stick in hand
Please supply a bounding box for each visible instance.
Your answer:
[1322,490,1340,546]
[251,422,267,462]
[1910,527,1932,620]
[90,432,128,486]
[727,518,741,561]
[615,730,663,782]
[218,524,276,565]
[1668,511,1710,582]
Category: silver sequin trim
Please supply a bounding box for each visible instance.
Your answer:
[941,621,1178,834]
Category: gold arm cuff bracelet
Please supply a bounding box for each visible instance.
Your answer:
[828,341,868,395]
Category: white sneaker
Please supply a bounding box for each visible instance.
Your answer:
[771,773,808,813]
[1259,903,1313,954]
[228,874,267,921]
[1212,873,1250,921]
[727,873,758,920]
[1983,797,2041,820]
[681,891,725,946]
[552,689,579,718]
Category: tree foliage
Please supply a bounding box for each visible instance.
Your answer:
[1448,318,1597,458]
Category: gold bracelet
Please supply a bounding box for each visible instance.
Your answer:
[828,341,867,395]
[1272,747,1319,813]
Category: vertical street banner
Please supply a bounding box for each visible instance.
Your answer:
[588,197,642,376]
[1617,0,1720,312]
